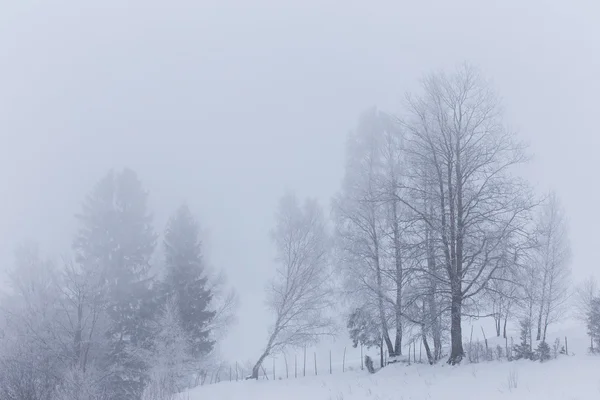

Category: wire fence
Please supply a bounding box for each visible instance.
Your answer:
[198,333,572,386]
[200,338,430,385]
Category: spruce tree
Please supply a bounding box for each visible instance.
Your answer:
[162,204,215,358]
[536,340,551,362]
[514,318,534,360]
[73,168,157,399]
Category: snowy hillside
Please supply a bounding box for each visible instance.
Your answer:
[184,326,599,400]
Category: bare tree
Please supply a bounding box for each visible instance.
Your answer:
[56,258,108,374]
[204,269,238,340]
[0,242,65,400]
[401,64,533,364]
[574,276,598,323]
[379,112,410,356]
[574,276,599,351]
[251,193,335,379]
[533,193,571,341]
[333,108,405,357]
[488,269,519,339]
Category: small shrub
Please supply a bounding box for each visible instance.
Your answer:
[536,341,551,362]
[466,341,485,363]
[496,345,504,360]
[513,319,534,360]
[364,356,375,374]
[553,338,560,359]
[485,347,494,362]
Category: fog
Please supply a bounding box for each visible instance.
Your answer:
[1,0,599,366]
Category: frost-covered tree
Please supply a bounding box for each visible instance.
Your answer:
[0,243,63,400]
[574,277,599,351]
[347,307,382,349]
[401,65,533,364]
[587,297,600,353]
[333,108,405,357]
[252,192,335,379]
[536,340,551,362]
[73,168,157,399]
[144,298,196,398]
[533,193,571,341]
[514,318,534,360]
[575,277,598,323]
[162,204,215,358]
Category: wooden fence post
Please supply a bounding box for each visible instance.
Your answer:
[303,346,306,377]
[343,347,346,373]
[413,341,416,363]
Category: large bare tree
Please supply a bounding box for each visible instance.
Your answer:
[251,192,334,379]
[401,65,533,364]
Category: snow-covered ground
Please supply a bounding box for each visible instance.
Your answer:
[184,324,600,399]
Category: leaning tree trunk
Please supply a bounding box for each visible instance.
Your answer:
[251,327,279,379]
[251,351,269,380]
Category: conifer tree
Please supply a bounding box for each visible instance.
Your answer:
[73,168,157,399]
[163,204,215,358]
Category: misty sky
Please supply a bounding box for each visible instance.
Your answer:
[1,0,599,363]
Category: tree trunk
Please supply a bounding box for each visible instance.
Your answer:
[447,118,465,366]
[374,235,395,356]
[392,199,403,357]
[252,328,278,379]
[422,324,434,365]
[75,302,83,369]
[503,313,508,339]
[433,329,442,362]
[495,316,501,337]
[425,219,442,362]
[380,336,384,368]
[448,290,464,365]
[536,308,543,341]
[252,350,269,380]
[536,271,548,341]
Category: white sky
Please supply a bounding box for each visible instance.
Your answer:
[1,0,599,363]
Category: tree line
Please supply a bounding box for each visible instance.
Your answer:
[0,64,581,399]
[251,64,574,373]
[0,169,236,400]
